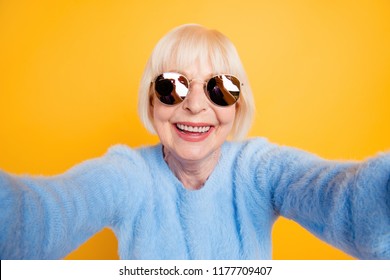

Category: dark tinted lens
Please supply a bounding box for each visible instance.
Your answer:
[154,73,189,105]
[155,79,173,96]
[206,75,240,106]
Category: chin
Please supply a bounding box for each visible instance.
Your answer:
[174,145,214,162]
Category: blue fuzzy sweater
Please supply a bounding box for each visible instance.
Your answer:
[0,138,389,259]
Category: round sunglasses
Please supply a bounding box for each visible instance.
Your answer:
[152,72,241,107]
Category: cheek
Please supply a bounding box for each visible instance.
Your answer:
[217,106,236,127]
[152,101,174,132]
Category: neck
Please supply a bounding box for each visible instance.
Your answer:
[163,147,221,190]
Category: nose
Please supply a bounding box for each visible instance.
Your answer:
[182,80,208,114]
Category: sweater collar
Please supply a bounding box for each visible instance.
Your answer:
[153,142,231,197]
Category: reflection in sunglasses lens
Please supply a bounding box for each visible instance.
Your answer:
[156,79,173,96]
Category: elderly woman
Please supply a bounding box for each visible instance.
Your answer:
[0,24,389,260]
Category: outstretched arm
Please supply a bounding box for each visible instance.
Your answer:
[0,146,137,259]
[266,145,390,259]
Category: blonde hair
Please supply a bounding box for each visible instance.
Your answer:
[138,24,254,140]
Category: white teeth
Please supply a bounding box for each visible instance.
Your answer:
[176,123,211,133]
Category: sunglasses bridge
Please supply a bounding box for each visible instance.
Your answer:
[185,78,208,93]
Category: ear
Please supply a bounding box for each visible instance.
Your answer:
[235,98,241,112]
[149,82,154,108]
[149,94,154,107]
[148,94,155,122]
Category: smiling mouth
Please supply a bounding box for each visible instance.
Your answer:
[176,123,211,133]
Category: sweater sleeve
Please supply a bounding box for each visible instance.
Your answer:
[263,143,390,259]
[0,145,141,259]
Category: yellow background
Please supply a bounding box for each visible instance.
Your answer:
[0,0,389,260]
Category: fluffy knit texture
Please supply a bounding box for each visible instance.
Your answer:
[0,138,389,259]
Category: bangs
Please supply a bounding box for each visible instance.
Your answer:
[150,26,235,77]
